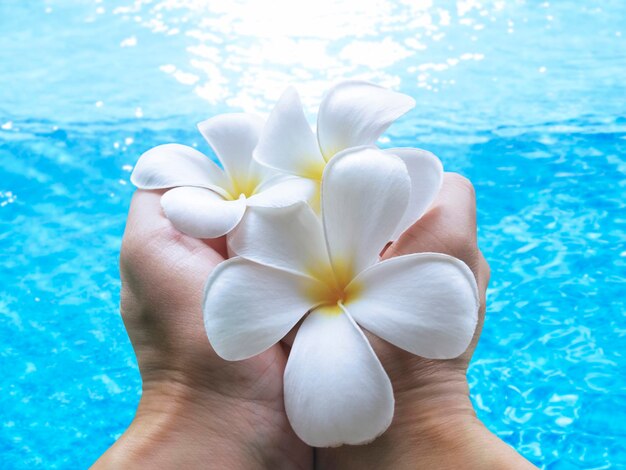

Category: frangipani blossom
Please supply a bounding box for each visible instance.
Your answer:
[204,147,479,447]
[131,113,316,238]
[254,80,443,239]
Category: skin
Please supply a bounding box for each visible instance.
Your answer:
[92,173,536,469]
[92,189,311,469]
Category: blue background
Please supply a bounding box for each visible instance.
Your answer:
[1,0,625,467]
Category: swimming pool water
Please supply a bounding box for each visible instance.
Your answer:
[1,1,625,467]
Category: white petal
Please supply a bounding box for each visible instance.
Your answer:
[161,187,246,238]
[197,113,264,182]
[316,80,415,159]
[387,148,444,240]
[254,87,326,179]
[248,157,281,184]
[284,306,394,447]
[229,202,331,279]
[246,176,317,208]
[322,147,411,281]
[131,144,229,197]
[203,258,326,360]
[345,253,479,359]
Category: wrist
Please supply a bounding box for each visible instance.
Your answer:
[316,373,475,469]
[92,376,309,470]
[317,372,535,469]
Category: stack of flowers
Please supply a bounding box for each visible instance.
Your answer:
[131,81,479,447]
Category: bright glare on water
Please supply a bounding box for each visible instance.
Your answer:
[1,0,625,467]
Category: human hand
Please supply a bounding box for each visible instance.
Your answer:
[95,177,534,470]
[316,173,536,469]
[92,190,311,470]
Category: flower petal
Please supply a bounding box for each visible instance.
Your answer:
[203,258,327,360]
[322,147,411,281]
[197,113,265,182]
[316,80,415,159]
[246,176,317,208]
[131,144,229,197]
[387,148,444,240]
[161,187,246,238]
[254,87,326,179]
[345,253,479,359]
[229,202,331,279]
[284,306,394,447]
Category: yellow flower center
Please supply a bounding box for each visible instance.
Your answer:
[299,159,326,181]
[224,175,261,200]
[303,258,361,316]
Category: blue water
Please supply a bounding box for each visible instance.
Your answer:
[1,0,625,467]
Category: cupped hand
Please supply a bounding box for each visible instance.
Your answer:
[93,189,310,470]
[378,172,490,397]
[317,173,535,469]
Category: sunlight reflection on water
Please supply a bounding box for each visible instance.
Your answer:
[111,0,494,112]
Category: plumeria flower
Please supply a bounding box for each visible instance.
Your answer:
[254,80,443,239]
[131,113,316,238]
[204,147,479,447]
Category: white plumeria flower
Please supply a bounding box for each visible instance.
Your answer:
[254,80,443,239]
[131,113,316,238]
[204,147,479,447]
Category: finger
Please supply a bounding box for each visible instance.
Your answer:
[123,189,228,259]
[477,251,491,293]
[384,174,490,363]
[383,172,490,296]
[122,190,211,276]
[384,172,477,260]
[120,190,224,362]
[120,189,228,342]
[124,189,167,241]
